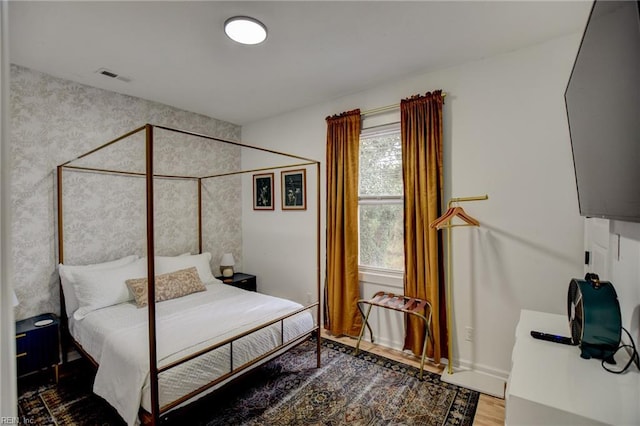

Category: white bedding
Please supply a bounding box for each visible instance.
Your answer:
[69,281,314,426]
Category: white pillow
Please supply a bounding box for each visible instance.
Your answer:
[58,255,139,318]
[155,252,215,283]
[71,257,147,320]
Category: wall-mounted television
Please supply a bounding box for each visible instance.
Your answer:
[565,0,640,222]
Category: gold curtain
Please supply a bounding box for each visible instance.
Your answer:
[325,109,362,336]
[401,91,446,363]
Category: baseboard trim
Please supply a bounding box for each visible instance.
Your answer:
[441,368,506,398]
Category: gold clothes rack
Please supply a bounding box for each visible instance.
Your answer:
[431,194,488,375]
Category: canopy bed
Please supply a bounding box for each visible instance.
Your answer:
[56,124,321,425]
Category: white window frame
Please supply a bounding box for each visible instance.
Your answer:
[358,122,404,278]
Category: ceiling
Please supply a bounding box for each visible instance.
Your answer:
[8,1,592,126]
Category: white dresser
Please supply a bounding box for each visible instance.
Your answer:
[506,309,640,425]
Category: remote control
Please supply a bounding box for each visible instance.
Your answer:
[530,330,576,345]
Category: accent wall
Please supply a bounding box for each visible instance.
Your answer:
[10,65,242,321]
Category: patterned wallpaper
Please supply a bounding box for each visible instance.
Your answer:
[10,65,242,320]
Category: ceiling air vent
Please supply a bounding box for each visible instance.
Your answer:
[95,68,131,82]
[99,69,118,78]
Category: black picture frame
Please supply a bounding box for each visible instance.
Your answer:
[253,173,274,210]
[281,169,306,210]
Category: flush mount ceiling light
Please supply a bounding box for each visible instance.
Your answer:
[224,16,267,45]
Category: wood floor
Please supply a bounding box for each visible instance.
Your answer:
[321,331,505,426]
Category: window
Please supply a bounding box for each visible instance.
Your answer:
[358,124,404,271]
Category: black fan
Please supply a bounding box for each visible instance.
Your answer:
[567,274,621,363]
[567,279,583,344]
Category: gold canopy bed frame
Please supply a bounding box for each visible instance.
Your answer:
[56,124,322,425]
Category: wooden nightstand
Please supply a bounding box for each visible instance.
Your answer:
[16,313,60,382]
[216,273,257,292]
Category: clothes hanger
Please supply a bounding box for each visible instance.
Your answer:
[429,205,479,229]
[429,206,459,228]
[451,207,480,227]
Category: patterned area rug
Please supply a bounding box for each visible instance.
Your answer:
[18,338,479,425]
[17,363,124,425]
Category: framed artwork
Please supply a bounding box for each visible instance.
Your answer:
[253,173,274,210]
[281,169,306,210]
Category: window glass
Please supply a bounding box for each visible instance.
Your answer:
[359,203,404,270]
[358,124,404,271]
[359,129,403,196]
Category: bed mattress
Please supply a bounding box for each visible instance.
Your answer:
[69,281,314,425]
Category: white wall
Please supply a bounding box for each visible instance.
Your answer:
[240,128,322,305]
[585,218,640,350]
[1,0,18,417]
[242,33,586,379]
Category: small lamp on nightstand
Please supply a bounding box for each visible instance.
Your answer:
[220,253,235,278]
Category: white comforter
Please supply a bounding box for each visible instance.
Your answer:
[69,282,314,425]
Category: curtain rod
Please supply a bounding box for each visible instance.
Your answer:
[361,92,447,117]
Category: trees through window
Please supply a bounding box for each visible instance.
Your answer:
[358,124,404,271]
